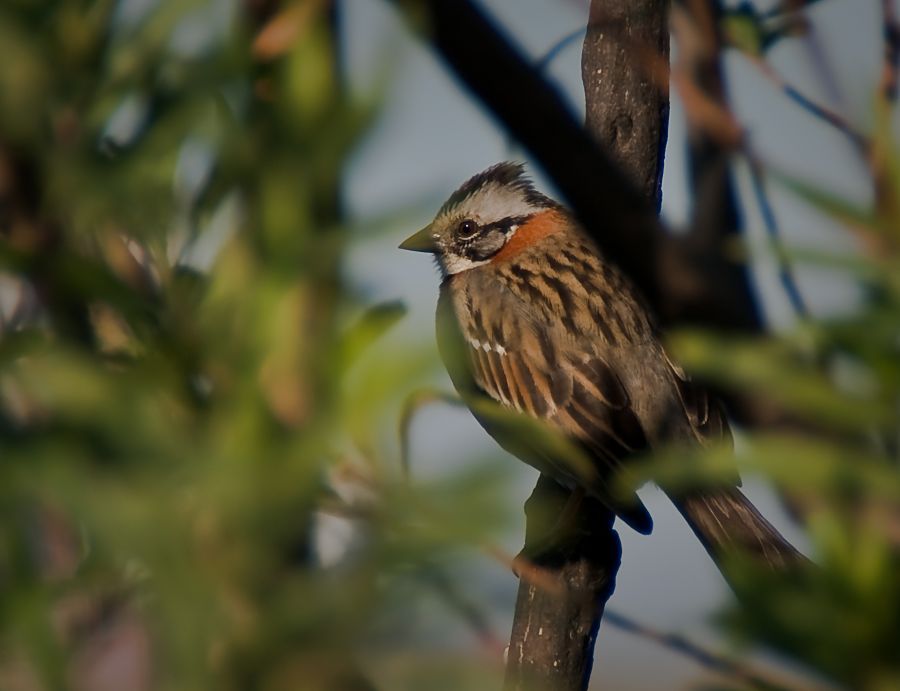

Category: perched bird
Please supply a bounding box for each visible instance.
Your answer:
[401,161,800,568]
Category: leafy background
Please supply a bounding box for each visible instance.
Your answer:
[0,0,897,690]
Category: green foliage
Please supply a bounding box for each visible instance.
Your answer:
[0,2,507,689]
[721,1,822,56]
[625,169,900,688]
[2,2,898,691]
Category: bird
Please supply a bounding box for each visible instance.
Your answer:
[400,161,802,569]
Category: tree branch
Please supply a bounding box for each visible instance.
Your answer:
[503,478,621,691]
[582,0,670,210]
[671,0,764,333]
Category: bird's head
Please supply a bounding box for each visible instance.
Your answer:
[400,162,561,276]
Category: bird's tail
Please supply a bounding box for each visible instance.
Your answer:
[671,487,805,570]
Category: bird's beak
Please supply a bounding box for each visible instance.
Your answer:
[399,225,438,253]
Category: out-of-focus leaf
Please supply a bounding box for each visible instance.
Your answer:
[721,3,810,56]
[398,387,461,476]
[340,300,407,367]
[252,0,326,62]
[669,330,896,432]
[0,16,51,142]
[722,530,900,688]
[627,435,900,507]
[722,7,767,56]
[772,171,898,250]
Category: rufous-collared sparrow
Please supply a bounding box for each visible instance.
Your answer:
[401,162,800,567]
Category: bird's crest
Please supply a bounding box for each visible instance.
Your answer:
[439,162,556,216]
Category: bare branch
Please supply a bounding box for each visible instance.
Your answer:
[746,158,810,318]
[503,477,621,691]
[743,55,869,154]
[582,0,670,210]
[603,610,810,691]
[761,0,828,21]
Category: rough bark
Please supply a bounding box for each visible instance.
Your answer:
[582,0,670,211]
[503,478,621,691]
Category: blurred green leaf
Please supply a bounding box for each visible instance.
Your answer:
[0,2,509,688]
[340,300,407,366]
[669,329,897,433]
[773,170,900,250]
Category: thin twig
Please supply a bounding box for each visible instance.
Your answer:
[483,543,566,596]
[760,0,828,21]
[420,568,507,655]
[746,157,810,318]
[780,0,846,112]
[670,12,869,156]
[398,388,463,476]
[602,610,811,691]
[880,0,900,104]
[743,55,869,155]
[670,11,838,320]
[535,27,584,72]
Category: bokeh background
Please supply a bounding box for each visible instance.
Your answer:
[0,0,897,689]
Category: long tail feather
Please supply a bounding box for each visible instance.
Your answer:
[671,487,806,570]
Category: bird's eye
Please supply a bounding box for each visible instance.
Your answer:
[457,219,479,239]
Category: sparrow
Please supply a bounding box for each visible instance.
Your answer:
[401,162,801,568]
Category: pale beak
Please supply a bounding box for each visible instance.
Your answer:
[399,225,438,253]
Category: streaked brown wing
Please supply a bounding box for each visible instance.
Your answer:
[663,349,733,448]
[458,301,648,459]
[662,349,738,487]
[553,354,649,466]
[437,282,652,532]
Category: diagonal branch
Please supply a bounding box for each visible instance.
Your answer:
[603,610,808,691]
